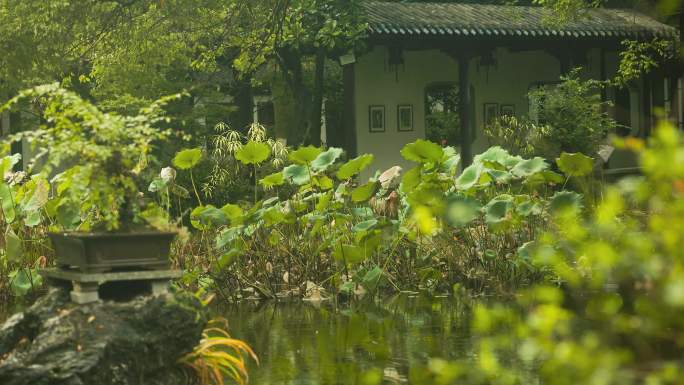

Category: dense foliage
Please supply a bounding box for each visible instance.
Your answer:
[0,0,680,383]
[177,135,596,299]
[413,120,684,385]
[0,0,367,151]
[0,86,183,300]
[0,84,598,303]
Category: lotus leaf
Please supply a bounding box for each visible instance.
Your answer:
[353,219,378,232]
[148,177,167,193]
[516,200,543,217]
[351,181,378,203]
[23,178,49,212]
[333,243,365,264]
[550,191,584,213]
[557,152,594,177]
[445,195,482,227]
[440,147,461,175]
[401,139,444,164]
[455,164,483,190]
[474,146,522,168]
[313,175,334,190]
[261,206,285,226]
[9,269,41,296]
[311,147,343,171]
[235,141,270,165]
[511,157,548,177]
[56,201,80,229]
[220,203,244,225]
[399,167,421,194]
[216,226,244,249]
[218,249,241,269]
[337,154,374,180]
[24,210,41,227]
[191,205,229,229]
[5,230,22,262]
[485,195,514,225]
[361,266,385,291]
[0,154,21,176]
[526,170,565,185]
[259,172,285,189]
[315,191,333,211]
[0,183,15,223]
[283,164,310,185]
[173,148,203,169]
[289,145,322,165]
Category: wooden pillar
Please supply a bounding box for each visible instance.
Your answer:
[342,64,357,158]
[677,8,683,129]
[459,54,473,166]
[559,52,571,75]
[642,74,653,138]
[599,48,607,103]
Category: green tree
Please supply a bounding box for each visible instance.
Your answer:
[231,0,367,146]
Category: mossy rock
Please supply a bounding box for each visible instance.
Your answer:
[0,288,207,385]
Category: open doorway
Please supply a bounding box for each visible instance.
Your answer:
[425,83,460,146]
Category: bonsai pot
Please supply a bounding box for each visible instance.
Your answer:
[48,231,176,273]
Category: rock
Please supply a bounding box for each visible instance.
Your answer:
[0,288,207,385]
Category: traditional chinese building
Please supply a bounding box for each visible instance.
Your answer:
[332,1,681,175]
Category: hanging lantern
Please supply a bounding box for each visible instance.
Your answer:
[388,46,405,82]
[478,51,498,82]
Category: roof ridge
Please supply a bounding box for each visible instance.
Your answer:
[362,1,678,39]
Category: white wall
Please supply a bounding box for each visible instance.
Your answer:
[469,47,562,152]
[353,45,649,175]
[354,47,458,178]
[354,46,565,177]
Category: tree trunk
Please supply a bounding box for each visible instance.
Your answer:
[280,50,310,147]
[232,72,254,133]
[290,61,309,146]
[307,48,326,146]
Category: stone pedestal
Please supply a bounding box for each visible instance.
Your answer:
[39,268,182,304]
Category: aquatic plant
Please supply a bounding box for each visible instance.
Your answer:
[178,137,588,298]
[0,154,50,300]
[180,317,258,385]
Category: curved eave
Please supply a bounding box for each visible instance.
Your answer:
[366,24,679,41]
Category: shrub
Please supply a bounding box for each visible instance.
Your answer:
[484,115,556,159]
[1,84,179,231]
[529,70,616,158]
[418,121,684,384]
[202,122,289,205]
[0,84,189,302]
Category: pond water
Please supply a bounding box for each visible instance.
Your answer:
[221,294,535,385]
[1,294,536,384]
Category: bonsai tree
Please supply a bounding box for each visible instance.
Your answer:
[1,83,180,232]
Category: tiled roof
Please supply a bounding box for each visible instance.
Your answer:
[363,1,678,39]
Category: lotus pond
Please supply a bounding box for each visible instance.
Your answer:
[0,294,538,384]
[220,294,538,384]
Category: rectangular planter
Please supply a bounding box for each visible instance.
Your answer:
[48,232,176,273]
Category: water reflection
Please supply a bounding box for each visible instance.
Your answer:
[220,295,477,384]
